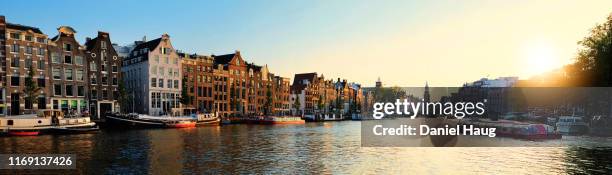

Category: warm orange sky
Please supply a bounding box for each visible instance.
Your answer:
[6,1,612,87]
[264,1,612,87]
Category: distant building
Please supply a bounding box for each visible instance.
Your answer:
[122,34,182,115]
[376,77,382,88]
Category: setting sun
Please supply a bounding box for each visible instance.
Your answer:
[522,39,561,77]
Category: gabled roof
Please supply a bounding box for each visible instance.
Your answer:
[291,72,317,92]
[132,38,162,53]
[84,37,98,50]
[247,63,262,72]
[6,23,44,34]
[213,53,235,65]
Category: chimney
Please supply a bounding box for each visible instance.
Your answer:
[142,35,147,42]
[0,15,5,26]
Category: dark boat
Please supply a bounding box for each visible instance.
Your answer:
[48,126,100,134]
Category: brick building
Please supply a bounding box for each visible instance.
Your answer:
[84,31,122,118]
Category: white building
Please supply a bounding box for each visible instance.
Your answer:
[122,34,182,115]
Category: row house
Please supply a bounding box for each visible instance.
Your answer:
[179,52,214,112]
[272,76,291,115]
[212,51,248,117]
[48,26,88,115]
[84,31,122,118]
[0,16,50,115]
[122,34,182,116]
[290,72,320,115]
[290,72,363,116]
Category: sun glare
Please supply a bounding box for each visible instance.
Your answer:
[522,39,559,77]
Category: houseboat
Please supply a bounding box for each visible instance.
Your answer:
[105,113,197,128]
[556,116,589,135]
[247,116,305,124]
[0,110,97,136]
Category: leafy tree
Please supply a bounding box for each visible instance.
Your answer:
[23,66,41,113]
[180,77,193,105]
[293,95,301,115]
[573,13,612,86]
[117,77,128,113]
[264,87,272,116]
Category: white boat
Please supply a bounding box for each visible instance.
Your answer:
[556,116,589,135]
[0,109,97,136]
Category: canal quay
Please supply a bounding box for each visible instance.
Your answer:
[1,121,611,174]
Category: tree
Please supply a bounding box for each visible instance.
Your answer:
[574,13,612,86]
[293,95,301,116]
[117,77,128,113]
[23,66,41,113]
[264,87,272,116]
[180,77,193,106]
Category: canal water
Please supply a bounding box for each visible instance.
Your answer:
[1,121,611,174]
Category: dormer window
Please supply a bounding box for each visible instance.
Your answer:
[63,43,72,51]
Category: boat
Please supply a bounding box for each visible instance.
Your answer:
[105,113,196,128]
[179,108,220,126]
[8,130,39,136]
[165,120,196,128]
[556,116,589,135]
[248,116,305,124]
[458,119,561,140]
[48,126,100,134]
[0,109,97,136]
[304,114,344,122]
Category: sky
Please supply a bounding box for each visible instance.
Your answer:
[2,0,612,87]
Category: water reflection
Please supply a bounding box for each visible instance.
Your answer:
[0,121,610,174]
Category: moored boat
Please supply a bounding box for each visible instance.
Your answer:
[105,113,197,129]
[556,116,589,135]
[249,116,305,124]
[0,109,97,136]
[8,130,40,136]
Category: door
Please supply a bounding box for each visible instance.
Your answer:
[99,103,112,119]
[10,93,19,115]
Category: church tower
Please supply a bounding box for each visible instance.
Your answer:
[424,82,431,102]
[376,77,382,88]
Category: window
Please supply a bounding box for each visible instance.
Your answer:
[112,77,118,85]
[174,80,179,89]
[102,76,108,85]
[91,76,97,84]
[168,69,172,76]
[65,68,73,81]
[64,55,72,64]
[38,48,45,56]
[53,68,61,80]
[38,78,45,87]
[65,85,73,96]
[38,97,46,109]
[165,57,169,64]
[91,90,97,99]
[51,52,60,63]
[102,90,108,99]
[159,79,164,88]
[154,56,159,63]
[37,37,45,43]
[77,86,84,97]
[151,78,157,87]
[25,35,33,41]
[76,69,84,81]
[63,43,72,51]
[10,33,21,39]
[75,56,83,65]
[11,44,19,52]
[11,57,19,67]
[25,97,32,109]
[25,57,32,68]
[25,46,33,54]
[38,60,45,70]
[11,76,19,86]
[168,80,173,89]
[112,64,118,72]
[101,41,107,49]
[54,84,62,96]
[90,61,97,71]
